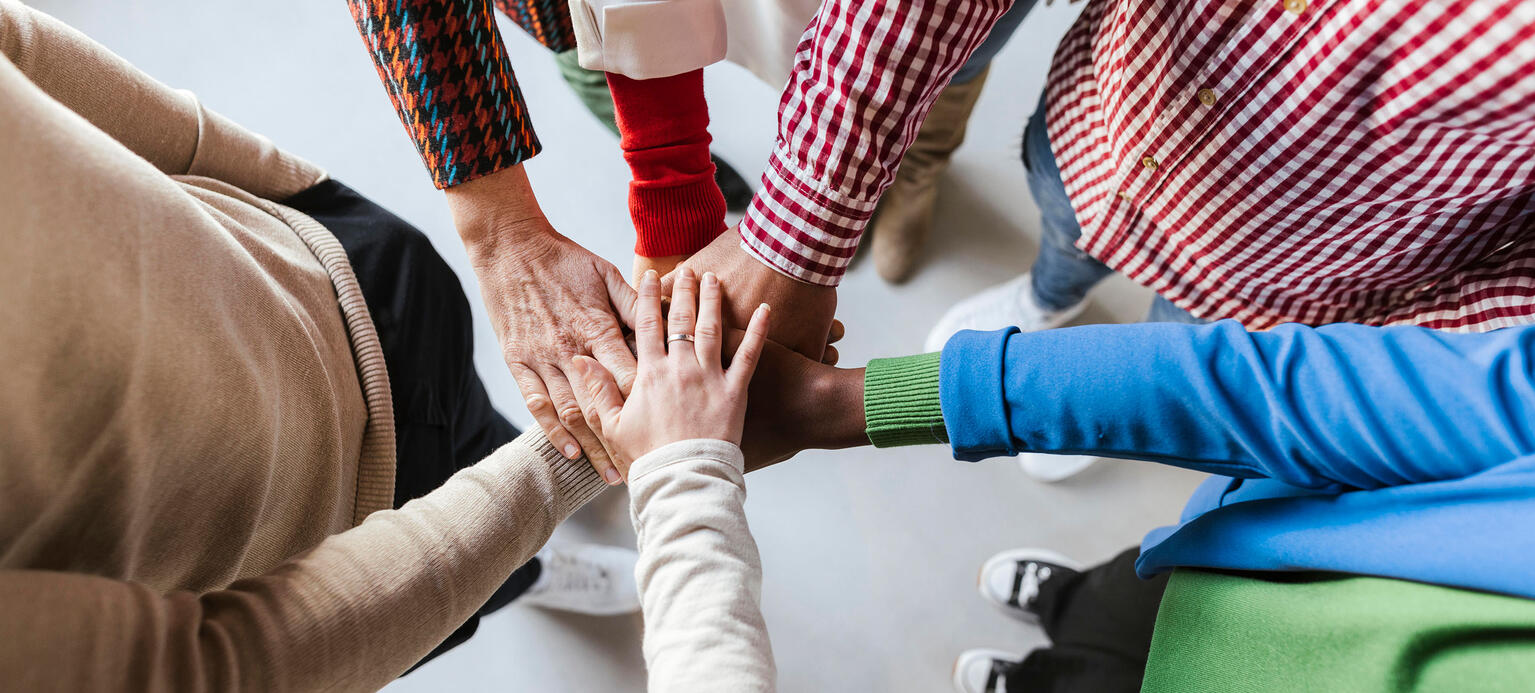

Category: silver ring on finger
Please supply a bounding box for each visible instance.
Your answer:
[667,333,695,351]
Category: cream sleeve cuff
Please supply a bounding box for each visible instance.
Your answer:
[628,438,744,481]
[570,0,727,80]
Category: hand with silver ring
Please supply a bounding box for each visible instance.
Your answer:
[570,266,771,479]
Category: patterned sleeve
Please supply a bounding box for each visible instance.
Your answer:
[346,0,576,189]
[738,0,1011,285]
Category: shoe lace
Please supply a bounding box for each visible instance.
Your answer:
[1016,561,1052,606]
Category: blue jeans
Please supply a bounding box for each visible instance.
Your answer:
[952,0,1036,84]
[1020,95,1205,325]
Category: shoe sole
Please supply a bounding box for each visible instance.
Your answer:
[976,548,1085,624]
[951,649,1024,693]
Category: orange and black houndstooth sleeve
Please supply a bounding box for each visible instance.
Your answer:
[347,0,576,189]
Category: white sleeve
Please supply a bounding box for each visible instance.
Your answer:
[628,439,775,692]
[569,0,727,79]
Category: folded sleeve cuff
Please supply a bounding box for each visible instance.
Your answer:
[864,353,948,447]
[631,174,728,257]
[940,328,1020,462]
[573,0,727,80]
[738,150,877,286]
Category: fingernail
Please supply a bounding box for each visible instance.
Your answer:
[603,467,622,485]
[758,302,771,315]
[703,272,718,286]
[563,443,581,459]
[644,270,658,283]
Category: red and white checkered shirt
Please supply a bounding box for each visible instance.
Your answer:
[744,0,1535,332]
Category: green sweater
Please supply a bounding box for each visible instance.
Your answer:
[1145,571,1535,692]
[862,354,1535,692]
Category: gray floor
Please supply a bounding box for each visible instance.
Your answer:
[33,1,1207,690]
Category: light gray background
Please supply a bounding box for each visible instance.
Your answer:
[29,1,1206,690]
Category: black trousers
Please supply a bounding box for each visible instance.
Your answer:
[1005,548,1169,693]
[284,180,539,666]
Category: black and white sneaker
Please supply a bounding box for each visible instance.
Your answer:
[952,648,1024,693]
[977,548,1084,623]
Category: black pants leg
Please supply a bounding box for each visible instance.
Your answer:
[283,180,539,666]
[1004,547,1169,693]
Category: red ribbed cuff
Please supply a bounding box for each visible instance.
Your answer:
[631,175,728,257]
[608,69,727,258]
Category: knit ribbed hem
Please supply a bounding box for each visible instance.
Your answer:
[265,200,398,525]
[864,352,948,447]
[631,175,728,257]
[522,434,609,518]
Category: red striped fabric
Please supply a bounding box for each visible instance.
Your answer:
[743,0,1535,331]
[740,0,1013,286]
[1046,0,1535,331]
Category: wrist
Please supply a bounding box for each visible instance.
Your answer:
[444,164,548,249]
[800,366,867,450]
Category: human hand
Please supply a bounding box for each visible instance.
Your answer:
[664,229,838,362]
[633,253,687,282]
[728,335,868,470]
[573,268,770,477]
[446,165,637,485]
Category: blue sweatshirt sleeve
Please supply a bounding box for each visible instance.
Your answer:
[939,321,1535,490]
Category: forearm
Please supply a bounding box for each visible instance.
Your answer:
[1,0,196,170]
[942,322,1535,489]
[629,440,775,692]
[739,0,1013,286]
[0,431,605,691]
[445,164,547,250]
[608,70,727,258]
[0,0,321,198]
[347,0,538,188]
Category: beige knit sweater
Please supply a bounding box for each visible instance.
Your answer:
[0,2,605,689]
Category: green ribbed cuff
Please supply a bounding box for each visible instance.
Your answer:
[864,352,948,448]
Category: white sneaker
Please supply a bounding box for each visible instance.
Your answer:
[519,544,640,616]
[953,648,1024,693]
[977,547,1084,624]
[924,273,1087,352]
[1018,452,1098,483]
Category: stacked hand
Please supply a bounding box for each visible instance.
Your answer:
[573,268,769,476]
[663,230,839,363]
[447,167,855,481]
[447,166,638,485]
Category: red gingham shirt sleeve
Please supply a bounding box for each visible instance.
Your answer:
[738,0,1014,286]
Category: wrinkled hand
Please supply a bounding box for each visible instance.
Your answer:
[573,268,770,477]
[447,165,637,485]
[664,229,838,362]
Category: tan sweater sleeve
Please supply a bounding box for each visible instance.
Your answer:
[0,0,323,199]
[628,439,776,692]
[0,432,607,692]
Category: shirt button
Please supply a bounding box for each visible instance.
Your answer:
[1284,0,1306,14]
[1196,88,1217,106]
[1117,190,1132,201]
[1141,156,1159,171]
